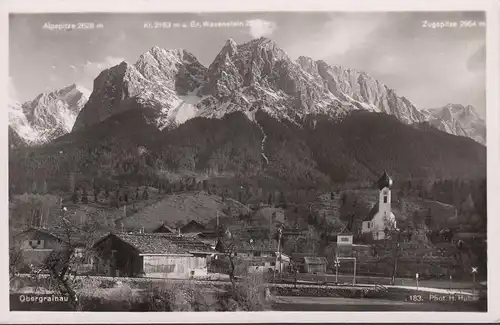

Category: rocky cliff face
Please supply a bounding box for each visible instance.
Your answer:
[72,47,207,131]
[8,84,89,145]
[422,104,486,145]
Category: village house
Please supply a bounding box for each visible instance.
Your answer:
[152,223,177,234]
[291,253,328,274]
[12,227,93,273]
[361,171,398,240]
[213,236,290,274]
[181,220,206,234]
[92,232,214,279]
[246,253,291,274]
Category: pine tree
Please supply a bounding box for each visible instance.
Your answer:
[279,191,287,208]
[72,189,78,204]
[82,187,89,204]
[424,208,432,228]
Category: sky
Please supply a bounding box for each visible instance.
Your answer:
[9,11,486,117]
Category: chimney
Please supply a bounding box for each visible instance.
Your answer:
[216,211,219,228]
[121,223,124,232]
[123,205,126,217]
[178,229,181,236]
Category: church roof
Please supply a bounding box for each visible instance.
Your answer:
[363,202,379,222]
[377,170,393,190]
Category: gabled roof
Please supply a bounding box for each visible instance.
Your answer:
[181,220,205,231]
[15,227,89,247]
[303,256,327,265]
[363,202,379,221]
[95,232,214,255]
[152,224,177,233]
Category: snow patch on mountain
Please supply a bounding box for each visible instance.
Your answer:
[9,84,88,144]
[8,100,38,144]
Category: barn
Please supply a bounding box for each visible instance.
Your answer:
[92,232,214,279]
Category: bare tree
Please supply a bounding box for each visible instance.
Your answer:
[38,217,100,310]
[216,233,243,287]
[9,237,23,283]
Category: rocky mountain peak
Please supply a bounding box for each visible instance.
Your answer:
[423,103,485,145]
[222,38,238,55]
[9,84,89,144]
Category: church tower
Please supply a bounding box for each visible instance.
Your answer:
[361,170,397,240]
[377,170,393,223]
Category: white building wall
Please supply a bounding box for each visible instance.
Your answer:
[142,255,208,279]
[362,186,397,240]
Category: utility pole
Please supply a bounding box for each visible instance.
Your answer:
[334,256,340,284]
[274,226,283,283]
[353,258,357,285]
[472,267,478,294]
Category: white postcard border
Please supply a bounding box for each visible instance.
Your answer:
[1,0,498,323]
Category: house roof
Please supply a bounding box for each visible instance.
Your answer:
[303,256,327,265]
[181,232,202,238]
[153,224,177,233]
[96,232,214,255]
[181,220,205,232]
[15,227,90,247]
[452,232,486,240]
[363,202,379,222]
[216,237,278,253]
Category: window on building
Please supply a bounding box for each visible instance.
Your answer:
[74,248,84,258]
[383,196,388,203]
[28,240,43,249]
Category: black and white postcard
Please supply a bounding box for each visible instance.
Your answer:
[2,0,499,323]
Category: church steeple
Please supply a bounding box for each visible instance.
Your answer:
[377,170,393,190]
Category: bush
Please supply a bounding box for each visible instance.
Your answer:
[145,281,213,311]
[98,279,117,288]
[222,273,270,311]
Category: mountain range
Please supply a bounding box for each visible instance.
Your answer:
[8,37,487,193]
[9,37,486,146]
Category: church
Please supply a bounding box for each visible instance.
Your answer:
[361,170,397,240]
